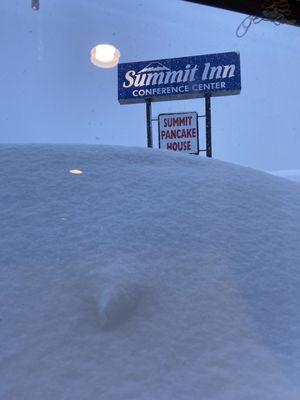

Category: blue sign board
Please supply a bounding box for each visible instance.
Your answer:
[118,52,241,104]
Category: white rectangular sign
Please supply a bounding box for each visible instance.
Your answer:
[158,112,199,154]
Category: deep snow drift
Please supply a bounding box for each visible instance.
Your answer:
[0,144,300,400]
[268,170,300,183]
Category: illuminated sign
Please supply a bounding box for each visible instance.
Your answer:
[118,52,241,104]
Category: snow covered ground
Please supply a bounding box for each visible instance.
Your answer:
[268,170,300,183]
[0,144,300,400]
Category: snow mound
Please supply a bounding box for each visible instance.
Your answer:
[0,144,300,400]
[98,281,141,328]
[268,169,300,182]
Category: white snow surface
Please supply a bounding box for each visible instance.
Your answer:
[1,144,300,400]
[268,170,300,183]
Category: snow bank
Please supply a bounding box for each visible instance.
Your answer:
[268,170,300,183]
[97,280,141,329]
[0,144,300,400]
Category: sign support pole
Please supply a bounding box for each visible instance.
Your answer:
[146,100,153,148]
[205,94,212,158]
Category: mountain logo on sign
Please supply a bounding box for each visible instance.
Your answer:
[138,62,170,73]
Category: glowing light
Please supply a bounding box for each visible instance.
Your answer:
[90,44,121,69]
[69,169,83,174]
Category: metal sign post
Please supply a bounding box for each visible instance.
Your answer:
[146,100,153,148]
[205,94,212,157]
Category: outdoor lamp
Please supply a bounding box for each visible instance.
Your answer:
[90,44,121,68]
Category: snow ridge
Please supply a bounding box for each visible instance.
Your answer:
[0,144,300,400]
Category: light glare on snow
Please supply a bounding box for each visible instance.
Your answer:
[90,44,120,68]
